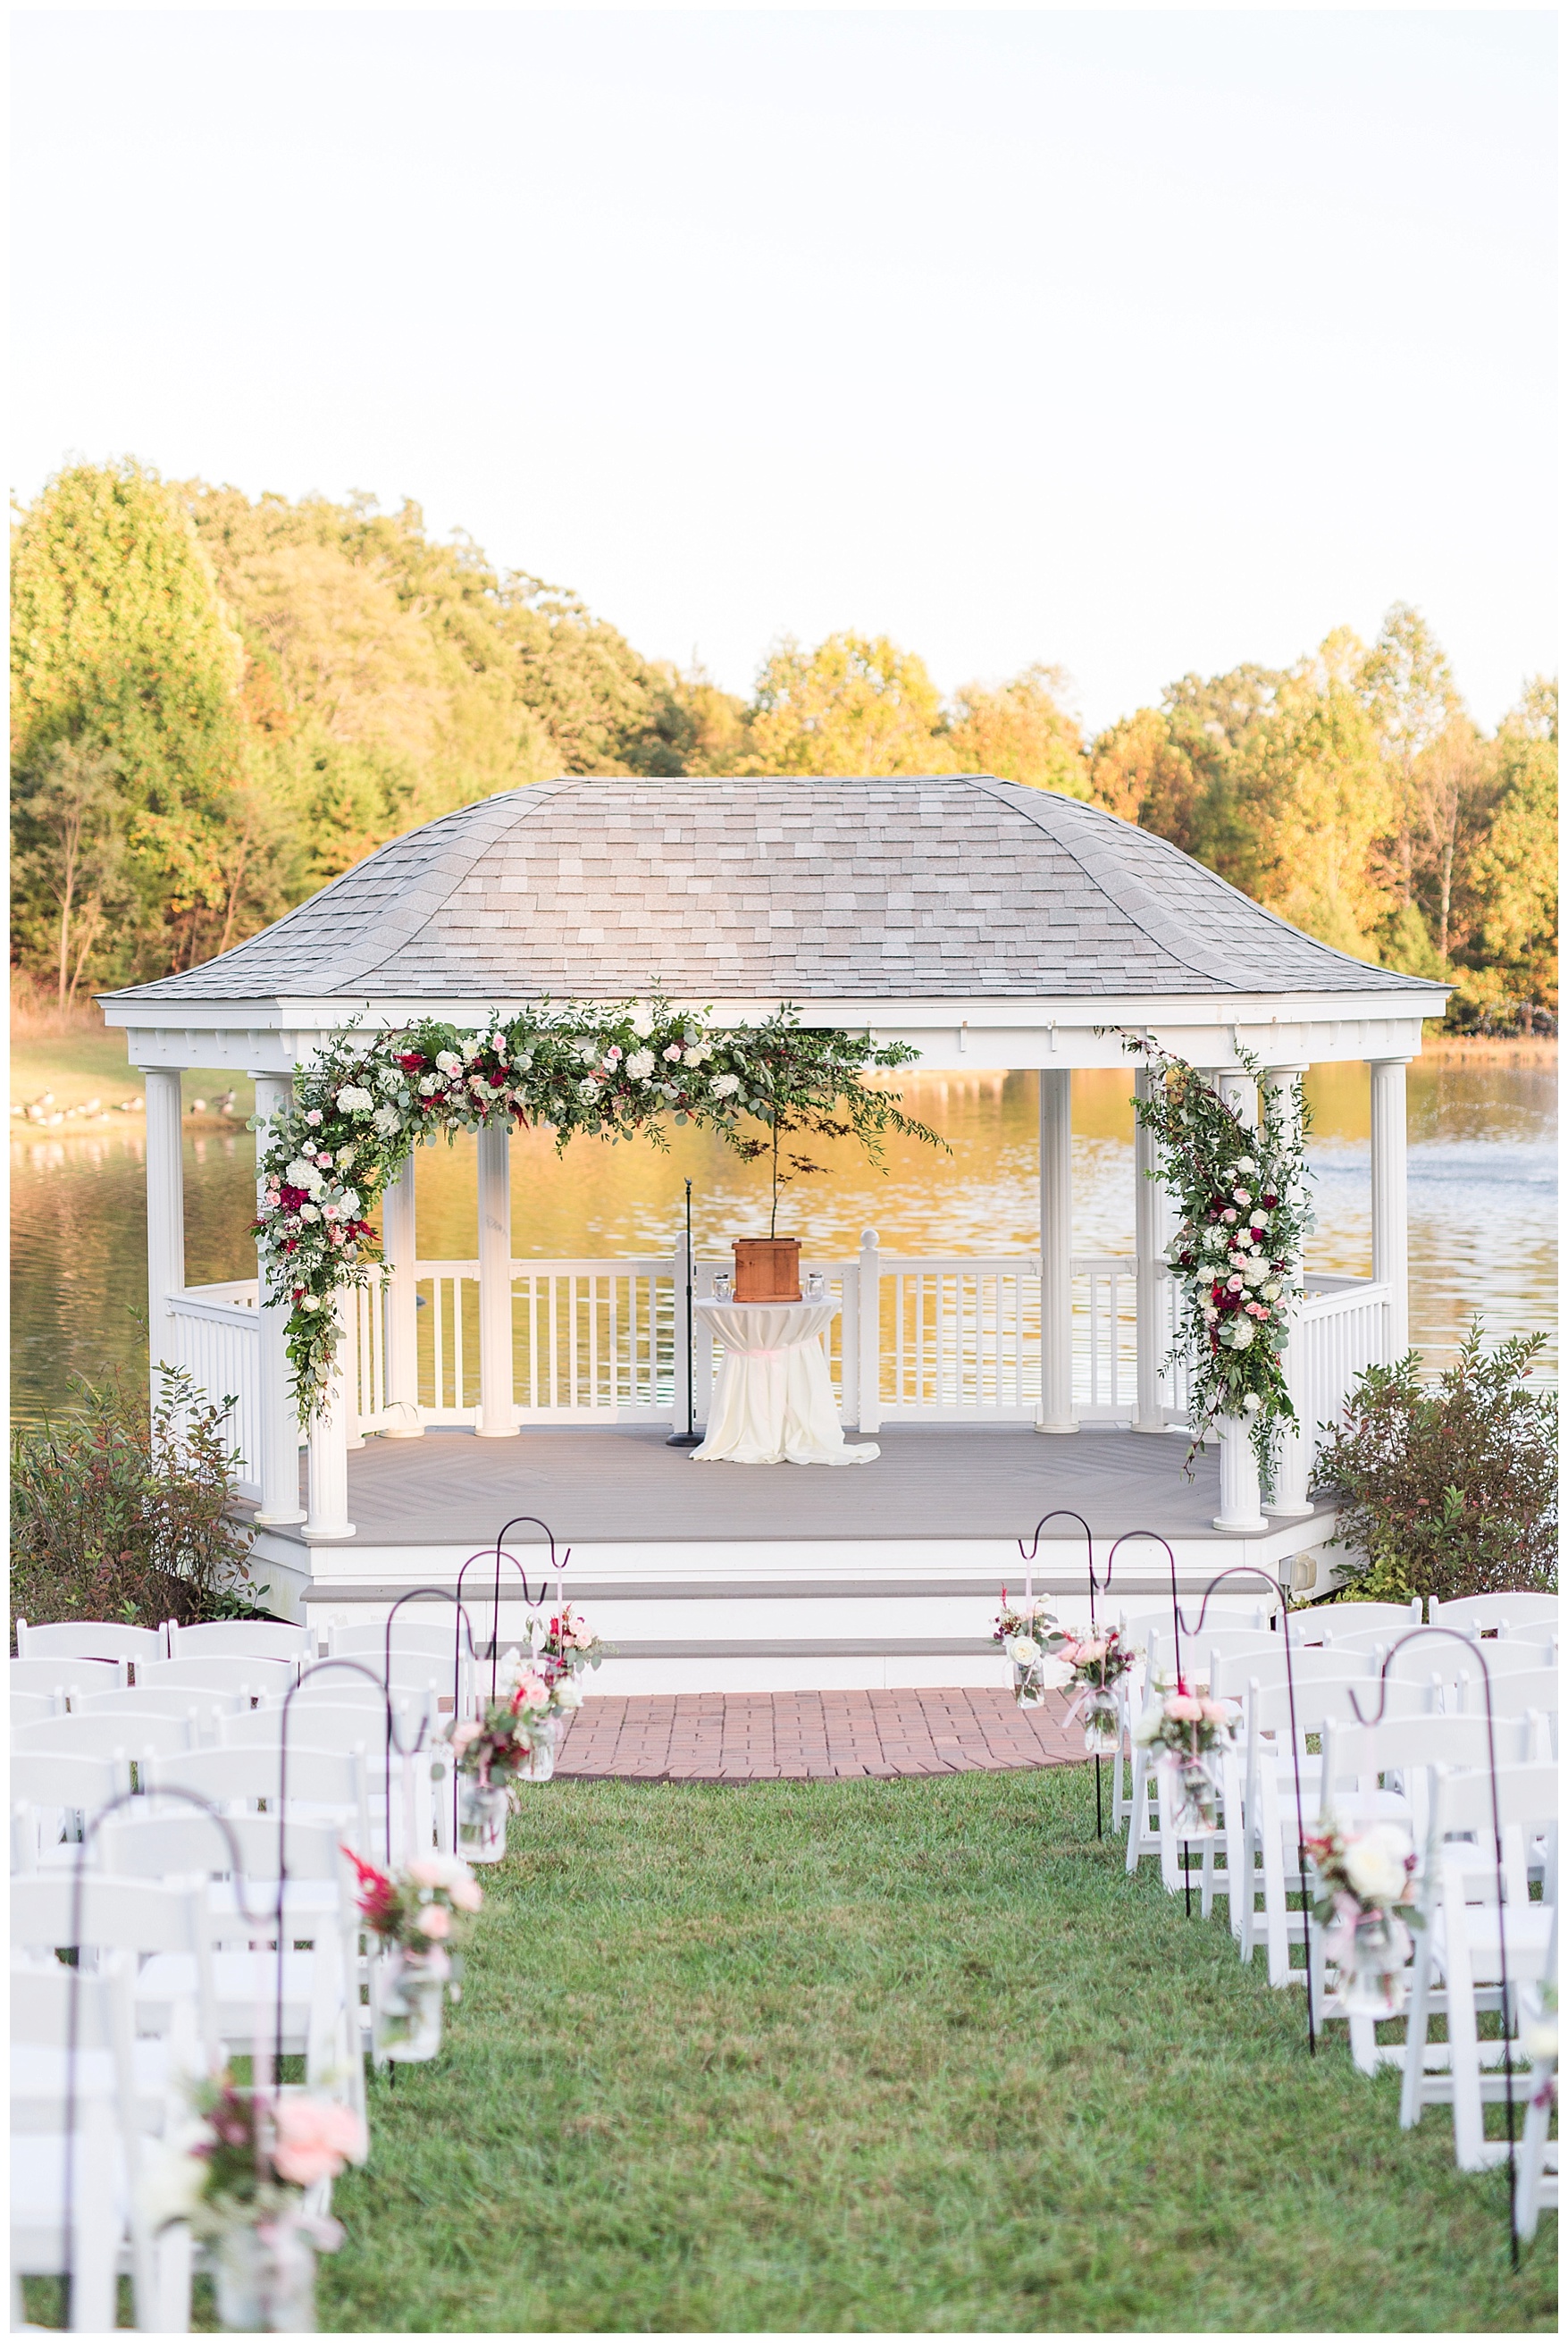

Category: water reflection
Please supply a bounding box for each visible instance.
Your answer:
[11,1061,1555,1422]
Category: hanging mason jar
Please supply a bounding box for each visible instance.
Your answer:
[1328,1908,1413,2018]
[457,1777,510,1863]
[1011,1658,1046,1709]
[514,1719,557,1784]
[1080,1688,1120,1756]
[1161,1747,1225,1838]
[213,2211,318,2332]
[372,1945,447,2062]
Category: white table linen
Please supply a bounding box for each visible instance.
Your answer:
[691,1299,879,1466]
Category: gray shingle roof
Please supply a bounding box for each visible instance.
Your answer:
[103,777,1443,1006]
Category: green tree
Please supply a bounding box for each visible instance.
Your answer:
[945,664,1088,795]
[1357,601,1460,914]
[10,737,125,1007]
[11,460,258,980]
[743,633,950,775]
[1455,678,1559,1019]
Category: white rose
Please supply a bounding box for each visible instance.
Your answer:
[686,1041,710,1064]
[709,1073,740,1099]
[435,1051,463,1076]
[625,1050,656,1080]
[1132,1703,1165,1746]
[628,1007,655,1040]
[1341,1825,1412,1907]
[1261,1281,1281,1303]
[574,1039,600,1066]
[1242,1392,1262,1415]
[511,1051,533,1072]
[138,2125,213,2229]
[1234,1155,1257,1176]
[419,1075,441,1096]
[662,1044,683,1062]
[298,1203,321,1223]
[1005,1633,1040,1664]
[553,1678,584,1711]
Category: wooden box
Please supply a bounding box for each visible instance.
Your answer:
[732,1237,801,1303]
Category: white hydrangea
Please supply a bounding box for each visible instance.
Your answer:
[577,1078,601,1104]
[625,1049,656,1080]
[373,1104,402,1137]
[1240,1256,1270,1287]
[376,1067,402,1095]
[709,1072,740,1099]
[1222,1320,1255,1350]
[285,1157,318,1189]
[335,1086,374,1115]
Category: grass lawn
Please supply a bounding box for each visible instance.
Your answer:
[311,1768,1551,2333]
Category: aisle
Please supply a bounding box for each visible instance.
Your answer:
[556,1685,1085,1777]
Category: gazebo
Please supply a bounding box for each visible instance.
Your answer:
[102,776,1447,1681]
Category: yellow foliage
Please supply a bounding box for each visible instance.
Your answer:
[744,633,953,776]
[946,665,1089,796]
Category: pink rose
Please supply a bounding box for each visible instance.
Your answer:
[449,1875,482,1913]
[1221,1209,1237,1224]
[271,2096,366,2187]
[1199,1699,1231,1724]
[449,1719,482,1753]
[1163,1694,1203,1723]
[415,1904,451,1940]
[509,1672,549,1711]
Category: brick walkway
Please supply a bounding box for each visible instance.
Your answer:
[554,1687,1086,1780]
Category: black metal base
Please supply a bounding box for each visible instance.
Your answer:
[665,1431,703,1448]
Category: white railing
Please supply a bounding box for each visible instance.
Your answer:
[1293,1276,1395,1469]
[165,1283,262,1501]
[169,1255,1393,1478]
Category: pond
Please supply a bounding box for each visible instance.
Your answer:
[10,1053,1556,1424]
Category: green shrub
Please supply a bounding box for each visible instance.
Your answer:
[1319,1323,1557,1606]
[11,1367,267,1636]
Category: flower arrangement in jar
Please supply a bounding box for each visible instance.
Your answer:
[1133,1685,1237,1835]
[1303,1817,1424,2017]
[448,1654,582,1854]
[1057,1625,1140,1754]
[344,1848,482,2062]
[138,2074,365,2332]
[991,1591,1070,1709]
[530,1600,611,1685]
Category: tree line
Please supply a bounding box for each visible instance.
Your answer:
[10,460,1556,1029]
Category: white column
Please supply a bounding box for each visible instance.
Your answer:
[142,1068,185,1413]
[1213,1416,1267,1533]
[1217,1069,1258,1128]
[1036,1069,1077,1434]
[1133,1067,1166,1434]
[251,1074,306,1524]
[304,1296,355,1541]
[857,1229,882,1433]
[382,1154,423,1438]
[1262,1064,1313,1518]
[1369,1055,1411,1355]
[476,1119,516,1438]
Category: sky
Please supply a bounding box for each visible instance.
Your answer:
[9,7,1557,732]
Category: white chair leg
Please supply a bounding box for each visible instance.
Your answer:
[1400,1927,1438,2130]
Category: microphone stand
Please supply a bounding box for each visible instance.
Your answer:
[667,1177,701,1447]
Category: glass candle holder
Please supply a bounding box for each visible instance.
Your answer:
[713,1272,733,1301]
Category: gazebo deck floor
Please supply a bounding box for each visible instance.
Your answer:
[277,1421,1300,1553]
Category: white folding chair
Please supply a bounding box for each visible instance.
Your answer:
[15,1710,194,1763]
[1430,1592,1559,1638]
[1400,1763,1558,2171]
[1235,1673,1437,1986]
[142,1744,373,1858]
[165,1618,314,1666]
[136,1654,297,1701]
[96,1809,366,2129]
[12,1655,128,1704]
[12,1750,130,1871]
[11,1687,60,1726]
[14,1619,167,1668]
[1514,1961,1560,2243]
[1302,1600,1423,1646]
[11,1872,222,2078]
[11,1956,141,2334]
[70,1684,239,1734]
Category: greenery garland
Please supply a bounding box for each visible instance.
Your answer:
[1125,1037,1312,1486]
[253,1002,939,1423]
